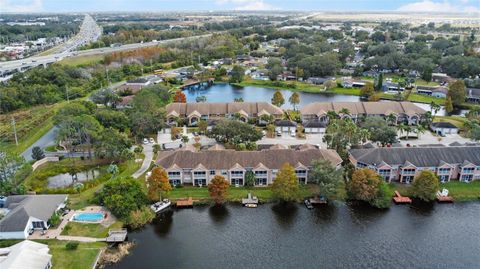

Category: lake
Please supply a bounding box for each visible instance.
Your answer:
[47,169,100,188]
[183,83,464,116]
[108,202,480,269]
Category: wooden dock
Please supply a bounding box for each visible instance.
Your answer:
[393,191,412,204]
[309,196,328,205]
[437,195,454,203]
[242,193,258,206]
[176,197,193,208]
[105,229,128,243]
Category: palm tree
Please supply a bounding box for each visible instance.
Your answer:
[396,123,407,139]
[339,108,350,117]
[429,102,441,120]
[326,110,339,121]
[288,92,300,111]
[404,125,413,140]
[387,113,397,125]
[359,129,370,144]
[414,125,426,138]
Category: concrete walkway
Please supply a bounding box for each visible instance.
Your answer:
[21,126,58,161]
[132,144,153,179]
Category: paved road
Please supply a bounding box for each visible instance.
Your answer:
[132,144,153,179]
[21,126,59,161]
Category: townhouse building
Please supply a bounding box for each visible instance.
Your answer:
[166,102,283,126]
[349,146,480,183]
[300,101,426,126]
[156,145,342,187]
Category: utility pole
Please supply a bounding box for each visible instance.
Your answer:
[11,116,18,146]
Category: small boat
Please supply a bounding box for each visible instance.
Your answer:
[245,203,258,208]
[150,199,171,213]
[304,199,314,210]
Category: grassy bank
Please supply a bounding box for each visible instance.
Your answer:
[59,54,103,67]
[61,221,124,238]
[433,115,467,128]
[0,102,66,155]
[168,185,318,203]
[390,181,480,202]
[0,239,105,269]
[232,80,324,93]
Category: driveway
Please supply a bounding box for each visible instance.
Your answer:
[132,143,153,179]
[399,131,474,147]
[22,126,58,161]
[258,133,327,148]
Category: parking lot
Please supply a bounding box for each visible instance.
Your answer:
[257,133,327,148]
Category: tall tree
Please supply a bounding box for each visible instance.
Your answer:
[97,177,147,219]
[375,73,383,91]
[445,97,454,114]
[411,171,439,202]
[173,90,187,103]
[271,90,285,107]
[309,160,343,200]
[347,168,390,208]
[421,66,432,82]
[147,167,172,201]
[360,82,375,98]
[31,147,45,161]
[229,65,245,83]
[447,80,466,108]
[208,175,230,204]
[288,92,300,110]
[272,163,299,202]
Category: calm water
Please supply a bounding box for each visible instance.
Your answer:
[47,169,100,188]
[108,202,480,269]
[183,83,465,115]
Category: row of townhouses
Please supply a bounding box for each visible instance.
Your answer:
[166,102,284,125]
[300,101,426,125]
[349,146,480,183]
[166,101,427,127]
[156,145,342,186]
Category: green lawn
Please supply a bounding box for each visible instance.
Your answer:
[61,221,123,238]
[415,79,440,87]
[168,185,317,203]
[0,239,105,269]
[329,87,361,96]
[59,54,103,67]
[389,181,480,202]
[232,80,324,93]
[406,93,445,105]
[433,116,467,128]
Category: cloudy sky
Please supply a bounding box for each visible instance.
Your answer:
[0,0,478,13]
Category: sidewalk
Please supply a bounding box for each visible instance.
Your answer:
[132,144,153,178]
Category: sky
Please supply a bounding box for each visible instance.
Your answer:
[0,0,479,13]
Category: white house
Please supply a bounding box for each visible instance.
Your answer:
[430,122,459,136]
[0,195,67,239]
[0,240,52,269]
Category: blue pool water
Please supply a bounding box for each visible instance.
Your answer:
[73,212,104,222]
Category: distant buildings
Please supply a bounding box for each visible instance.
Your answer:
[416,86,448,98]
[156,146,342,186]
[430,122,459,136]
[466,88,480,103]
[349,146,480,183]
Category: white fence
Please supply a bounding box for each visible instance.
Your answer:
[32,157,60,171]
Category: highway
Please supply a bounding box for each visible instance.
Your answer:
[0,14,210,78]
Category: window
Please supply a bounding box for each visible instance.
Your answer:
[438,168,451,174]
[357,162,367,168]
[378,169,391,181]
[210,170,216,175]
[402,169,416,175]
[295,170,307,176]
[221,170,228,176]
[462,167,475,174]
[168,171,181,178]
[255,170,267,176]
[193,171,206,176]
[231,171,244,176]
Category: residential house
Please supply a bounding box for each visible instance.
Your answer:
[349,146,480,183]
[306,77,336,85]
[431,73,452,84]
[0,195,67,239]
[382,82,405,92]
[125,77,151,87]
[300,101,426,125]
[274,120,297,133]
[417,86,448,98]
[303,120,327,134]
[430,122,459,136]
[0,240,52,269]
[341,77,369,88]
[466,88,480,103]
[165,102,283,126]
[156,146,342,186]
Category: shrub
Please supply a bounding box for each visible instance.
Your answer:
[134,146,143,154]
[48,212,61,227]
[127,206,155,229]
[65,241,79,250]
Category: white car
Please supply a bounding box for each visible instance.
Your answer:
[143,138,149,144]
[276,130,282,137]
[290,130,296,137]
[149,138,155,144]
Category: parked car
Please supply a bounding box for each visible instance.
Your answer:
[149,138,155,144]
[143,138,149,144]
[276,130,282,137]
[290,130,296,137]
[262,130,267,137]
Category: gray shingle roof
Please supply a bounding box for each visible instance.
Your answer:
[0,195,67,232]
[157,148,342,170]
[349,146,480,167]
[431,122,458,129]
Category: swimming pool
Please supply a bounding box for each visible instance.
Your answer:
[72,212,104,222]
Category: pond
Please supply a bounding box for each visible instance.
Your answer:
[183,83,465,116]
[47,169,100,189]
[108,202,480,269]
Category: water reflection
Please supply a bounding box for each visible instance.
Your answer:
[347,201,389,223]
[208,204,230,224]
[311,204,337,224]
[152,210,173,237]
[409,201,435,216]
[271,202,298,229]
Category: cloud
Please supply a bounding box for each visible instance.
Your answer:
[0,0,43,12]
[216,0,276,10]
[397,0,479,13]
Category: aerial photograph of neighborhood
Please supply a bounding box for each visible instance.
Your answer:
[0,0,479,268]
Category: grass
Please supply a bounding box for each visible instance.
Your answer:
[0,103,66,155]
[433,115,467,128]
[232,79,324,93]
[61,221,124,238]
[406,93,445,105]
[167,185,317,203]
[59,54,103,67]
[390,181,480,202]
[415,79,440,87]
[0,239,105,269]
